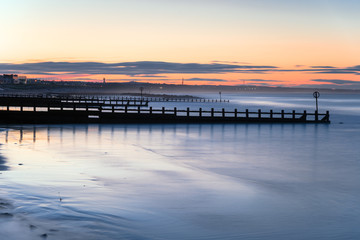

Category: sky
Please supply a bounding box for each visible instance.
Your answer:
[1,0,360,88]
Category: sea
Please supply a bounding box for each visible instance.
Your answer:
[0,92,359,240]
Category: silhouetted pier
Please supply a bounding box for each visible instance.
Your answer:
[0,94,149,108]
[0,95,330,124]
[135,97,229,103]
[69,95,229,103]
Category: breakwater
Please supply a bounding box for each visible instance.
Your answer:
[0,95,330,124]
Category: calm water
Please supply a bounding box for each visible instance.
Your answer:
[1,93,360,240]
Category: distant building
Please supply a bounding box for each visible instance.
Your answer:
[17,76,27,84]
[26,78,37,84]
[0,74,18,84]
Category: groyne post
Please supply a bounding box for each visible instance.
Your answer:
[325,111,330,122]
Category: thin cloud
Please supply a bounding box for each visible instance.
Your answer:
[310,66,336,69]
[1,61,360,78]
[186,78,229,82]
[306,65,360,75]
[311,79,360,85]
[0,61,278,76]
[267,65,360,75]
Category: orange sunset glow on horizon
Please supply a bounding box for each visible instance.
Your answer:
[1,0,359,89]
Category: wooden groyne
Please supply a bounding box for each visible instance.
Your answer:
[0,95,330,124]
[0,94,149,108]
[68,95,230,103]
[132,97,229,103]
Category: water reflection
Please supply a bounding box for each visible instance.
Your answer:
[1,123,323,145]
[0,122,359,240]
[0,155,8,171]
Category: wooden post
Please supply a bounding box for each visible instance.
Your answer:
[125,105,128,113]
[222,108,225,117]
[174,107,177,116]
[211,108,214,117]
[303,110,307,120]
[326,111,330,122]
[150,107,152,114]
[199,108,202,117]
[112,105,115,113]
[235,109,238,118]
[281,110,284,119]
[138,106,140,114]
[162,107,165,114]
[246,109,249,118]
[315,110,318,121]
[270,110,273,119]
[292,110,296,119]
[187,107,190,117]
[258,109,261,118]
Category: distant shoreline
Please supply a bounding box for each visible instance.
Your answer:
[0,83,360,95]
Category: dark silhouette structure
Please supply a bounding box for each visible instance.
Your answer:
[0,95,330,124]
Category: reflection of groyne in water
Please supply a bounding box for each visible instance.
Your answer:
[0,95,330,124]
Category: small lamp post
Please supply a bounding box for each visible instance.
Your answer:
[313,91,320,112]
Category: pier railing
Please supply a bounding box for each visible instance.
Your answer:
[0,94,229,103]
[0,94,149,107]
